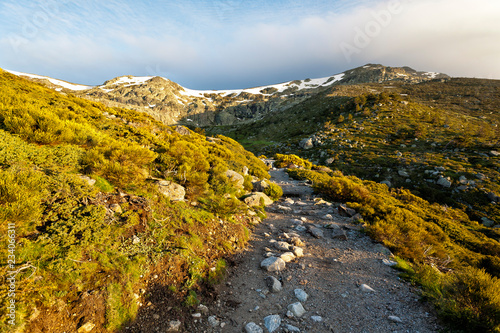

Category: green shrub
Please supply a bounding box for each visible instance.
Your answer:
[264,182,283,201]
[274,153,312,169]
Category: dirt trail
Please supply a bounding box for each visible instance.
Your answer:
[196,169,441,333]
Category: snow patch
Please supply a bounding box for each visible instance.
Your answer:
[6,69,93,91]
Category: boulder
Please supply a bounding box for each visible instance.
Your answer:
[226,170,244,189]
[244,192,273,207]
[253,180,270,192]
[157,180,185,201]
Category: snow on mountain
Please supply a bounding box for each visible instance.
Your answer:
[5,69,93,91]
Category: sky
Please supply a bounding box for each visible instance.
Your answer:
[0,0,499,89]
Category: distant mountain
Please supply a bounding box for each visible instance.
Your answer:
[6,64,450,127]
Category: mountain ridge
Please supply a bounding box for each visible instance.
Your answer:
[5,64,450,126]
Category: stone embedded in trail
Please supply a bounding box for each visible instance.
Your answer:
[245,322,264,333]
[208,316,219,327]
[322,214,334,220]
[311,315,323,322]
[360,284,376,292]
[285,324,301,332]
[291,246,304,257]
[275,241,292,251]
[294,289,308,302]
[287,302,306,317]
[382,259,398,266]
[280,252,296,262]
[331,229,348,241]
[261,257,286,272]
[264,315,281,333]
[166,320,182,332]
[290,237,305,247]
[307,226,324,238]
[388,315,403,323]
[265,276,282,293]
[338,204,357,217]
[284,198,295,205]
[290,218,303,224]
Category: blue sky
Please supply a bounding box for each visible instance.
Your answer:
[1,0,499,89]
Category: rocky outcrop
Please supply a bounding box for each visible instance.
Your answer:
[244,192,274,207]
[226,170,244,189]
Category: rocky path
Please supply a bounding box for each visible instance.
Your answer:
[196,169,441,333]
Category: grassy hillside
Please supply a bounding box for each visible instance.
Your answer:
[0,69,270,332]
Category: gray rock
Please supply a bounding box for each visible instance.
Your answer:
[287,302,306,317]
[459,175,468,184]
[265,276,282,293]
[381,180,392,188]
[360,284,376,292]
[476,173,486,180]
[208,316,219,327]
[338,204,357,217]
[260,257,286,272]
[274,241,292,251]
[294,289,308,302]
[264,315,281,333]
[253,180,270,192]
[226,170,245,189]
[482,217,495,227]
[157,180,186,201]
[244,192,274,207]
[285,324,301,332]
[197,304,209,315]
[243,166,249,175]
[388,315,403,323]
[437,176,452,188]
[490,150,500,157]
[167,320,182,332]
[382,259,398,266]
[245,322,264,333]
[332,229,348,241]
[311,315,323,322]
[300,138,314,149]
[307,226,324,238]
[487,192,500,203]
[325,157,335,165]
[398,170,410,177]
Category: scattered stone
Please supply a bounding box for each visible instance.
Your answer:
[338,204,357,217]
[192,313,201,318]
[294,289,308,302]
[476,173,486,180]
[381,180,392,188]
[287,302,306,318]
[266,276,283,293]
[291,246,304,257]
[109,203,122,213]
[284,198,295,205]
[166,320,182,332]
[382,259,398,266]
[260,257,286,272]
[208,316,219,327]
[388,315,403,323]
[322,214,334,220]
[490,150,500,157]
[285,324,301,332]
[244,192,274,207]
[290,218,303,224]
[290,237,305,247]
[311,315,323,322]
[360,284,376,292]
[264,315,281,333]
[245,322,264,333]
[437,176,452,188]
[482,217,495,227]
[300,138,314,149]
[331,229,348,241]
[307,226,324,238]
[243,166,249,175]
[398,170,409,177]
[280,252,296,262]
[275,241,292,251]
[459,176,468,184]
[157,180,186,201]
[197,304,209,315]
[77,322,95,333]
[226,170,245,189]
[487,192,500,203]
[132,235,140,245]
[79,175,96,186]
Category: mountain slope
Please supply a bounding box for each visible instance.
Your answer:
[0,68,271,332]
